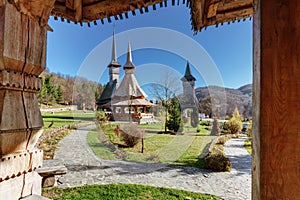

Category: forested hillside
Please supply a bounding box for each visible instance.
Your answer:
[196,84,252,118]
[38,70,104,110]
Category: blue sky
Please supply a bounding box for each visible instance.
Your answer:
[47,2,252,89]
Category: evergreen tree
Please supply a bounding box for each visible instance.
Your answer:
[56,85,63,103]
[39,75,56,105]
[166,96,183,133]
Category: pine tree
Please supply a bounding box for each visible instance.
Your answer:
[56,85,63,103]
[166,97,183,133]
[39,75,56,106]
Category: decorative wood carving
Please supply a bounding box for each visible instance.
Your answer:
[0,1,47,198]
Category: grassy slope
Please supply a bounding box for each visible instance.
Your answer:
[43,184,219,200]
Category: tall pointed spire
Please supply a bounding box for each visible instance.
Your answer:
[110,26,120,65]
[181,61,196,82]
[124,42,135,70]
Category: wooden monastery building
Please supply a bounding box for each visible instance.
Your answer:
[0,0,299,199]
[97,32,154,123]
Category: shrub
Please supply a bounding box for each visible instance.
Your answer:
[226,107,242,135]
[96,110,109,124]
[120,123,145,147]
[227,118,242,135]
[205,153,231,172]
[216,137,226,145]
[200,120,211,126]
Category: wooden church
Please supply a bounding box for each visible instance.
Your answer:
[97,32,154,123]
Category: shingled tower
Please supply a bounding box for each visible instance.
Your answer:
[97,30,121,106]
[181,61,196,101]
[180,61,198,122]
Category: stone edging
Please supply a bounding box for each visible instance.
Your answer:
[36,122,95,147]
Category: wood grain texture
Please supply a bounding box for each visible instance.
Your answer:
[258,0,300,198]
[0,1,46,156]
[252,0,260,199]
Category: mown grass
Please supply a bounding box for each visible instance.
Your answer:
[42,111,95,132]
[88,123,214,168]
[87,130,117,160]
[42,184,219,200]
[174,134,216,168]
[139,123,165,130]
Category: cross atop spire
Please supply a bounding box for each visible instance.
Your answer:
[123,42,135,70]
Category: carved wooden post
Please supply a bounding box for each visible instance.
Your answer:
[253,0,300,199]
[0,0,52,199]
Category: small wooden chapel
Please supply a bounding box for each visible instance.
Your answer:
[0,0,299,199]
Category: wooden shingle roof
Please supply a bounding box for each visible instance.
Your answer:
[10,0,253,32]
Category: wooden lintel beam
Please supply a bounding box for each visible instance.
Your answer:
[82,0,165,21]
[217,0,253,13]
[66,0,74,10]
[205,7,253,27]
[74,0,82,21]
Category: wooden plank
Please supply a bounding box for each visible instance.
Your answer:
[82,0,165,21]
[217,0,253,13]
[3,2,27,72]
[0,0,5,70]
[190,0,205,32]
[24,19,47,75]
[37,165,67,177]
[74,0,82,21]
[207,2,219,18]
[257,0,300,198]
[66,0,74,9]
[252,0,260,199]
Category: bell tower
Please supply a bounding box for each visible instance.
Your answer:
[108,29,121,86]
[181,61,196,100]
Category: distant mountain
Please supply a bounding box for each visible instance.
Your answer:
[195,84,252,118]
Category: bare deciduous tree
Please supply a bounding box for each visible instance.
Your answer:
[149,69,181,133]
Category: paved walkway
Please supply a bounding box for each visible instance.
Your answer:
[54,126,251,200]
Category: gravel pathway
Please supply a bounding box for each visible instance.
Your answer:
[54,125,251,200]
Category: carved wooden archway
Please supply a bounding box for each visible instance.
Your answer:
[0,0,299,199]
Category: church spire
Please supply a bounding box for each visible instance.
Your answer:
[123,42,135,70]
[109,27,120,65]
[181,61,196,82]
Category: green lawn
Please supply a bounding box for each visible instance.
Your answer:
[43,184,219,200]
[87,130,117,160]
[88,123,215,168]
[42,110,95,133]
